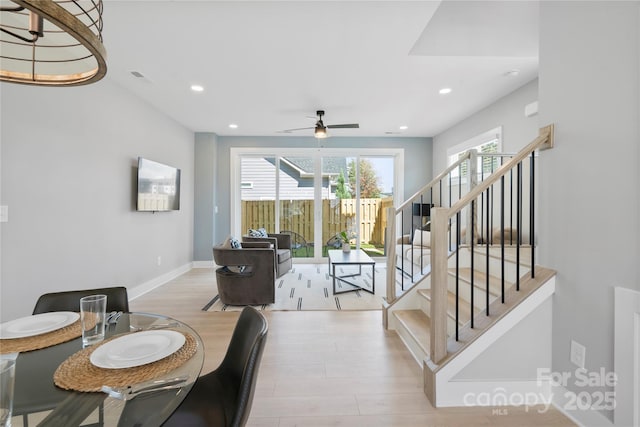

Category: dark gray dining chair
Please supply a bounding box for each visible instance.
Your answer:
[162,306,268,427]
[32,286,129,315]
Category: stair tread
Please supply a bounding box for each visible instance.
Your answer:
[471,245,532,268]
[418,289,471,326]
[393,309,430,354]
[449,267,512,295]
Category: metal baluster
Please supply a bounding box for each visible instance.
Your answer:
[501,174,505,304]
[516,162,522,291]
[470,199,475,328]
[456,211,461,341]
[400,209,405,291]
[419,195,424,274]
[485,186,490,316]
[510,168,513,245]
[530,152,535,278]
[449,172,452,250]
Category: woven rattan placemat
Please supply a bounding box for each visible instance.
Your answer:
[0,320,82,354]
[53,331,198,392]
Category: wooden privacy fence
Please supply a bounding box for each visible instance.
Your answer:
[241,198,393,245]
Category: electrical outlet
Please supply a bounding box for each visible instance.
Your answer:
[570,340,586,368]
[157,256,162,266]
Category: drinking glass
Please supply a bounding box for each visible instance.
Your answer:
[0,358,15,427]
[80,294,107,347]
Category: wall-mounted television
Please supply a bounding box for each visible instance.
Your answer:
[136,157,181,212]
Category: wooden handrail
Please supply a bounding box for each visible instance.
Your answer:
[396,151,472,213]
[446,129,552,218]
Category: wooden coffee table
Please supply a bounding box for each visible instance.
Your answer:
[328,249,375,295]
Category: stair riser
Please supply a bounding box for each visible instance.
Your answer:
[447,277,499,310]
[458,248,531,283]
[420,296,460,337]
[455,249,530,283]
[390,315,428,365]
[476,255,529,283]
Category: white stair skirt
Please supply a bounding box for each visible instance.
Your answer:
[614,286,640,426]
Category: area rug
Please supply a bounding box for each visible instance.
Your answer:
[204,263,386,311]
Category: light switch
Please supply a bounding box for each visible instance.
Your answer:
[0,205,7,223]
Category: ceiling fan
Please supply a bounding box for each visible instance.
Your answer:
[280,110,359,138]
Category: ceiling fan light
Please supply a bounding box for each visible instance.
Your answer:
[314,126,327,139]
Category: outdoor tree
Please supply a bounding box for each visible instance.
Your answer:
[335,169,352,199]
[348,159,382,198]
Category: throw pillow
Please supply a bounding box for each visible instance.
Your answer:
[221,236,242,249]
[248,228,269,238]
[412,229,431,247]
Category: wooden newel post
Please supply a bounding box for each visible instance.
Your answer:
[385,206,397,304]
[430,207,449,364]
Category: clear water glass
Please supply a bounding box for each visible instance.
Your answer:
[0,358,16,427]
[80,294,107,347]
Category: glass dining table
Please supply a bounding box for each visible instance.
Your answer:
[8,312,204,427]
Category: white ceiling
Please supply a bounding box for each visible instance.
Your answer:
[102,0,539,138]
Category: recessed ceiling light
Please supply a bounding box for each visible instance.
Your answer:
[439,88,452,95]
[190,84,204,92]
[399,125,408,130]
[229,124,238,129]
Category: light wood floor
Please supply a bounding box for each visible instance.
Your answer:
[130,267,575,426]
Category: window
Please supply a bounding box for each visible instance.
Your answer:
[448,127,502,180]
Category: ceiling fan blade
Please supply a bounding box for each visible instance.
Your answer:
[326,123,359,129]
[278,126,315,133]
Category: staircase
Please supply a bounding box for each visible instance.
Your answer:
[383,126,556,407]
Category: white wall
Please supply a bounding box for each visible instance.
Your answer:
[453,299,552,382]
[0,79,195,321]
[538,2,640,424]
[194,133,217,262]
[433,79,540,174]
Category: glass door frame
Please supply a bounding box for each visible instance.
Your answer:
[230,146,404,263]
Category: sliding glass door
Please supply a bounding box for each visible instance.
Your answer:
[278,157,315,258]
[321,155,355,255]
[235,148,400,261]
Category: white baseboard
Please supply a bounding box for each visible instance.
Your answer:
[128,263,193,300]
[192,260,214,268]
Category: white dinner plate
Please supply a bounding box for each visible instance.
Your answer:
[90,330,185,369]
[0,312,80,339]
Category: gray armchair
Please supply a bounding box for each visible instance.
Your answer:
[242,233,292,278]
[213,242,275,306]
